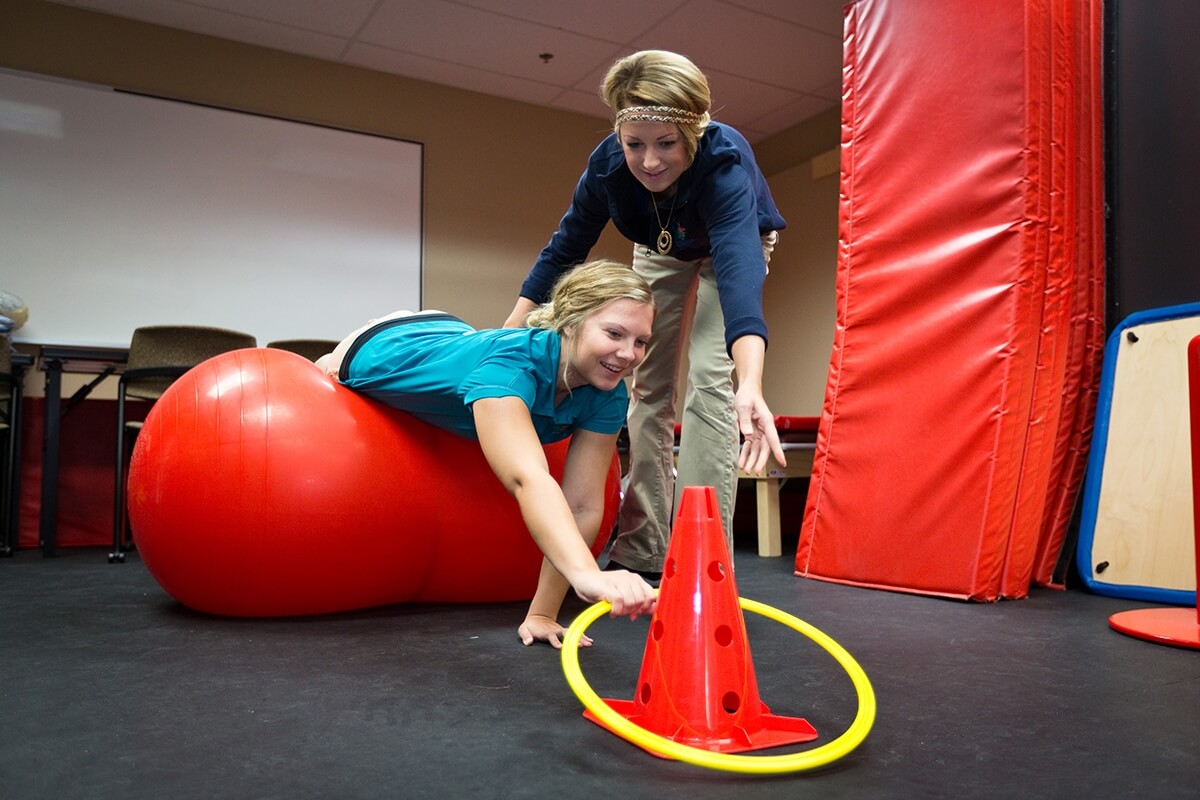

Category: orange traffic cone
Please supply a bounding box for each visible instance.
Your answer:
[587,485,818,755]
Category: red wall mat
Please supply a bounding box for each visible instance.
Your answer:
[17,398,148,550]
[797,0,1103,600]
[999,0,1073,597]
[1031,0,1106,588]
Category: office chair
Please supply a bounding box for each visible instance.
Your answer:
[0,333,23,557]
[111,325,257,563]
[266,338,340,362]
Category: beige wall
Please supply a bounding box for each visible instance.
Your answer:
[1,0,840,415]
[763,156,840,415]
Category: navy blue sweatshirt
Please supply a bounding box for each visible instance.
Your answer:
[519,122,786,354]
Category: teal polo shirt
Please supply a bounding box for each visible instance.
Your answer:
[340,313,628,443]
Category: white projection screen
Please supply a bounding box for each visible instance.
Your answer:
[0,69,423,347]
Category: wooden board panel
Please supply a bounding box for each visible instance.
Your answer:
[1077,305,1200,602]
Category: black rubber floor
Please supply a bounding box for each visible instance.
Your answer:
[1,539,1196,800]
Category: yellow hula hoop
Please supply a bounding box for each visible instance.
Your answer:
[561,596,877,775]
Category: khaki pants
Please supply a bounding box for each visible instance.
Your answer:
[610,233,777,571]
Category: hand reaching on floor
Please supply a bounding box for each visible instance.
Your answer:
[518,613,593,649]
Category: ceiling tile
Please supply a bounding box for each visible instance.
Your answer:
[345,43,567,107]
[749,94,839,136]
[724,0,848,35]
[631,0,844,95]
[43,0,847,142]
[452,0,691,41]
[361,1,622,85]
[49,0,352,60]
[704,68,805,130]
[182,0,378,38]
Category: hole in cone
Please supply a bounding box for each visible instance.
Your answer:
[714,624,733,647]
[707,560,727,582]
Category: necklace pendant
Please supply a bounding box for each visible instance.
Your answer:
[656,228,672,255]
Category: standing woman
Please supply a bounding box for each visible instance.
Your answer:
[319,260,658,648]
[504,50,788,581]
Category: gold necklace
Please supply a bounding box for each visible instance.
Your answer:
[652,190,677,255]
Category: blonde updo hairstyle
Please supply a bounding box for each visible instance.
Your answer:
[525,259,655,334]
[601,50,712,162]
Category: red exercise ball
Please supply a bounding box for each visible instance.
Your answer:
[127,348,619,617]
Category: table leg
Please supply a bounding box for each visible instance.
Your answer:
[39,358,62,557]
[754,477,783,557]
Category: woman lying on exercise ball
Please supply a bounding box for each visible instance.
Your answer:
[317,260,657,648]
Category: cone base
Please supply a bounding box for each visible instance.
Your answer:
[1109,608,1200,650]
[586,698,818,758]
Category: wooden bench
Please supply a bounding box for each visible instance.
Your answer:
[740,442,815,557]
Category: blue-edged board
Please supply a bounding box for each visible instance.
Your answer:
[1076,302,1200,605]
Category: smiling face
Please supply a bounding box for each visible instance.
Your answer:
[618,119,691,194]
[560,297,654,393]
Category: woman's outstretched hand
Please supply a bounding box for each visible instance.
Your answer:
[572,569,658,620]
[730,336,786,476]
[518,613,593,649]
[517,571,656,649]
[735,387,787,476]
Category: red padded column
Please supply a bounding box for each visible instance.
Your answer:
[796,0,1104,600]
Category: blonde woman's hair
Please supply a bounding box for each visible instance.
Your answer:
[525,260,655,333]
[601,50,712,162]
